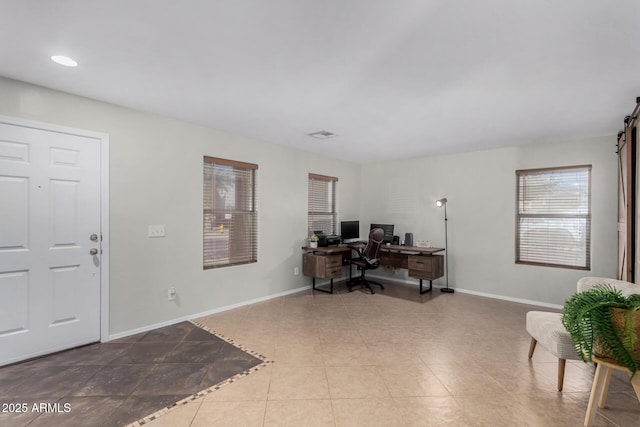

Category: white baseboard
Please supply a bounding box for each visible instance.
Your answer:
[107,275,563,342]
[451,287,563,310]
[106,284,312,342]
[366,273,564,310]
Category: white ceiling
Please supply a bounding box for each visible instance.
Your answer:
[1,0,639,163]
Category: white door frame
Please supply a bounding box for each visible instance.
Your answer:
[0,114,110,342]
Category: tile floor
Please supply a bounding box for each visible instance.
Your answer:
[0,321,264,427]
[2,279,640,426]
[149,280,640,427]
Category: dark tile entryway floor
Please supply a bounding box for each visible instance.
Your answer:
[0,322,265,427]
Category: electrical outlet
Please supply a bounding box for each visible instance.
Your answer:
[294,267,300,276]
[167,286,176,301]
[148,225,165,237]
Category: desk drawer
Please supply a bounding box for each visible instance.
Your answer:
[303,254,343,279]
[408,255,444,280]
[324,256,342,268]
[325,267,342,278]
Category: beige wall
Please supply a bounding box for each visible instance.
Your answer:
[0,76,619,335]
[0,77,361,335]
[360,137,618,305]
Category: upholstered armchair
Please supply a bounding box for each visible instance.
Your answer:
[526,276,640,391]
[577,276,640,296]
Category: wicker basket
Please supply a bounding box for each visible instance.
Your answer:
[593,307,640,362]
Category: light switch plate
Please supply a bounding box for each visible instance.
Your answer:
[148,225,165,237]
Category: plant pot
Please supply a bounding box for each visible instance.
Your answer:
[563,286,640,375]
[594,307,640,362]
[310,242,318,248]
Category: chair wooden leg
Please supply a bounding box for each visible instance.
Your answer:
[584,357,640,426]
[528,338,537,359]
[584,363,610,427]
[557,358,566,391]
[598,367,613,408]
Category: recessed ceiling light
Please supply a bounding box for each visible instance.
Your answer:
[51,55,78,67]
[307,130,338,139]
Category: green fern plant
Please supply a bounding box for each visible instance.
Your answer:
[562,285,640,377]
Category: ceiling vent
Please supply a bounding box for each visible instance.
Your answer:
[307,130,338,139]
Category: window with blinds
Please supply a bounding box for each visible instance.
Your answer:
[308,173,338,236]
[516,165,591,270]
[203,156,258,269]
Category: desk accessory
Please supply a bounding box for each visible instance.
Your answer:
[404,233,413,247]
[436,198,454,293]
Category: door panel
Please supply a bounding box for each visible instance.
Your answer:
[618,134,629,280]
[617,124,636,283]
[0,176,29,249]
[0,270,29,336]
[0,122,101,365]
[51,179,81,245]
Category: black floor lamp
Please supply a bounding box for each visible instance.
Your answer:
[436,198,454,293]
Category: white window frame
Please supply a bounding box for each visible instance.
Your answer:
[308,173,338,236]
[515,165,591,270]
[203,156,258,269]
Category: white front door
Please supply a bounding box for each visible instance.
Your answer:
[0,121,102,366]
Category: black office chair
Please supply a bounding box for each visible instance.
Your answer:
[347,228,385,294]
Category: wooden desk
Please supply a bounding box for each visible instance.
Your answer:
[379,245,445,294]
[302,244,445,294]
[302,246,352,294]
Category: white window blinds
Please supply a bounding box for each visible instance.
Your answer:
[308,173,337,236]
[516,165,591,270]
[203,157,258,269]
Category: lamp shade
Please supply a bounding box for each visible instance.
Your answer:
[436,198,447,207]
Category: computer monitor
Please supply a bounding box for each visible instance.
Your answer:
[370,223,394,243]
[340,220,360,242]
